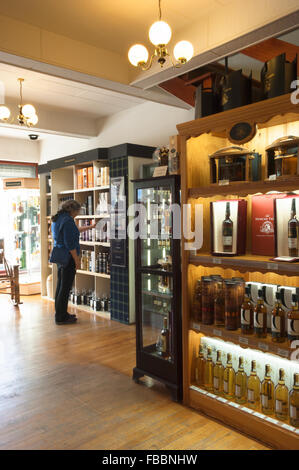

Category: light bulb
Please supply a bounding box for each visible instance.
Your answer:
[22,104,36,119]
[128,44,149,66]
[0,105,11,121]
[149,21,172,46]
[173,40,194,63]
[28,114,38,126]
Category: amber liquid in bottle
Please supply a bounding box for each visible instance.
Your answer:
[213,350,224,395]
[247,360,260,410]
[290,373,299,428]
[194,344,205,387]
[223,353,235,399]
[274,368,289,421]
[254,289,268,338]
[241,286,254,335]
[271,291,286,343]
[159,317,170,359]
[261,364,274,415]
[288,198,299,257]
[204,347,214,391]
[235,357,247,404]
[222,201,233,253]
[287,294,299,345]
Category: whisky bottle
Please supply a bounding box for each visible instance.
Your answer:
[222,201,233,253]
[254,289,268,338]
[288,198,299,257]
[194,344,205,387]
[213,350,224,395]
[274,368,289,421]
[223,353,235,399]
[287,294,299,345]
[241,286,254,335]
[157,317,170,359]
[261,364,274,415]
[204,347,214,391]
[224,280,239,331]
[235,357,247,404]
[247,360,260,410]
[289,373,299,428]
[271,291,286,343]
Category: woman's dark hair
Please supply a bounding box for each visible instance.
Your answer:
[51,199,81,222]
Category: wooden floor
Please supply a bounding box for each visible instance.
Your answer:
[0,295,269,450]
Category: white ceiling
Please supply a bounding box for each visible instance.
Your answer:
[0,62,146,119]
[0,0,231,56]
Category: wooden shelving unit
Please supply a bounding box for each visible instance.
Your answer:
[177,92,299,449]
[39,158,111,317]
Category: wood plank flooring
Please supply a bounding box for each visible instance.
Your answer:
[0,295,269,450]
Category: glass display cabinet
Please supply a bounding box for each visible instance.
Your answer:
[132,175,182,401]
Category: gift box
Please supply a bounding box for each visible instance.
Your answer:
[251,194,287,256]
[265,136,299,179]
[209,146,261,184]
[274,195,299,260]
[210,199,247,256]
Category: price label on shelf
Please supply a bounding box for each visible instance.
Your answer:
[219,180,230,186]
[213,329,222,337]
[277,348,289,358]
[193,323,201,331]
[212,258,221,265]
[239,337,249,345]
[265,417,279,425]
[267,263,278,270]
[258,342,269,352]
[281,423,296,432]
[230,402,240,409]
[253,412,265,419]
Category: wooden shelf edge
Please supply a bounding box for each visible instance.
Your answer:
[189,175,299,198]
[189,387,299,450]
[190,321,291,359]
[189,253,299,276]
[68,302,110,319]
[76,269,110,279]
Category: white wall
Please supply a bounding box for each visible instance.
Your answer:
[39,101,194,163]
[0,135,39,162]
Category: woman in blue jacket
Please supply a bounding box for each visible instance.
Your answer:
[51,199,95,325]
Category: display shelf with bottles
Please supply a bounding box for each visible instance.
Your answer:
[39,160,111,317]
[133,176,182,401]
[177,93,299,448]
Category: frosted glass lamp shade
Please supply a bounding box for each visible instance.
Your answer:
[0,105,11,120]
[173,40,194,63]
[128,44,149,66]
[28,114,38,126]
[27,113,38,126]
[149,21,172,46]
[22,104,36,119]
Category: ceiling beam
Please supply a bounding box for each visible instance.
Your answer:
[0,50,191,110]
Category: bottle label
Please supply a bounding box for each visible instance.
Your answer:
[213,377,219,390]
[235,384,241,397]
[241,309,251,326]
[275,399,283,413]
[290,405,298,418]
[223,380,228,393]
[288,319,299,336]
[223,236,232,245]
[272,315,281,333]
[261,394,268,408]
[288,237,297,249]
[247,389,255,402]
[254,312,264,328]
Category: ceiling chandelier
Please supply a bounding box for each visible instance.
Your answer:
[128,0,194,70]
[0,78,38,127]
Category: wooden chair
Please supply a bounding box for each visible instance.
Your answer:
[0,239,21,306]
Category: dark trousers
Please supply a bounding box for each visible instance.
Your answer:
[55,257,76,321]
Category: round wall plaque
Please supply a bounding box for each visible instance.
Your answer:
[227,122,256,144]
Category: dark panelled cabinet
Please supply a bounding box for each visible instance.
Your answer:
[133,176,182,401]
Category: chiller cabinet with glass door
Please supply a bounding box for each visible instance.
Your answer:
[133,175,182,401]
